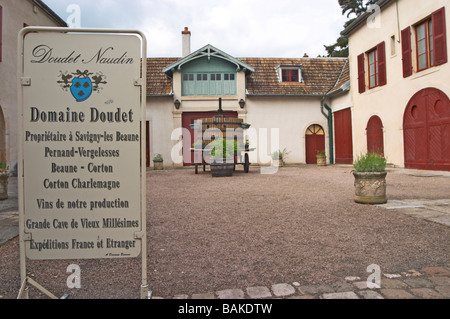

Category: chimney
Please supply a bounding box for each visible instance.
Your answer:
[303,53,309,58]
[182,27,191,57]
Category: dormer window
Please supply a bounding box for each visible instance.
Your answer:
[276,65,302,83]
[282,69,299,82]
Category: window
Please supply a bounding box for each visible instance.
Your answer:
[416,19,434,71]
[182,72,236,96]
[368,49,379,88]
[390,35,396,56]
[402,7,447,77]
[357,42,386,93]
[282,69,299,82]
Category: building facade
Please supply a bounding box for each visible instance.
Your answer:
[342,0,449,171]
[146,28,350,168]
[0,0,67,171]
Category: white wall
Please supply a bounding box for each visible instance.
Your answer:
[246,96,329,164]
[0,0,64,169]
[348,0,450,167]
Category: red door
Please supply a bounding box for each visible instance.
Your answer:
[404,88,450,171]
[366,116,384,156]
[182,111,238,166]
[334,108,353,164]
[305,124,325,164]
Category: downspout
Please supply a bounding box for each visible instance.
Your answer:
[320,98,334,164]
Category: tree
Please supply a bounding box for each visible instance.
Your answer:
[339,0,378,18]
[323,0,378,57]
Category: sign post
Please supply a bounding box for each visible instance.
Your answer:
[17,27,148,298]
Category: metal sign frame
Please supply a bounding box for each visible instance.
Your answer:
[17,27,148,299]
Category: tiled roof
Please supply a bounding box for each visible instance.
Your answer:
[147,58,179,96]
[240,57,348,96]
[146,57,349,97]
[327,59,350,96]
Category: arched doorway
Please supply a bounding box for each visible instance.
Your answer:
[305,124,325,164]
[366,116,384,156]
[403,88,450,171]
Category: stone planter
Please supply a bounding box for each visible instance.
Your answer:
[353,171,387,204]
[0,173,8,200]
[210,162,234,177]
[316,156,326,166]
[153,161,163,170]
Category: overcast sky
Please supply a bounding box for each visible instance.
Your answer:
[42,0,349,58]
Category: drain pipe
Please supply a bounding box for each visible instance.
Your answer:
[321,97,335,165]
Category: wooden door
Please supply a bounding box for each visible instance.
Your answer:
[334,108,353,164]
[366,116,384,156]
[182,111,238,166]
[404,88,450,171]
[305,124,325,164]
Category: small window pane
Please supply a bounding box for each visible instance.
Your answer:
[224,74,229,80]
[203,74,207,81]
[417,23,425,40]
[216,74,221,80]
[418,54,427,70]
[230,74,235,80]
[189,74,194,81]
[183,74,188,81]
[197,74,202,81]
[370,75,376,88]
[211,74,216,81]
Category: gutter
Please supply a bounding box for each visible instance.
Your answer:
[341,0,395,36]
[319,58,349,165]
[32,0,68,27]
[320,97,334,165]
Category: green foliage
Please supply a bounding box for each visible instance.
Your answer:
[153,154,163,162]
[353,152,386,172]
[339,0,378,18]
[316,150,326,158]
[0,162,8,173]
[210,138,240,159]
[272,148,290,161]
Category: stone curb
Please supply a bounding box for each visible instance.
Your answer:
[151,266,450,300]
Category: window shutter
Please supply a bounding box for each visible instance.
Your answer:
[401,26,412,77]
[432,7,447,66]
[357,53,365,93]
[377,41,386,86]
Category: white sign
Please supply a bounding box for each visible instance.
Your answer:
[19,30,145,260]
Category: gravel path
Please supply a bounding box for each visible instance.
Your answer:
[0,165,449,299]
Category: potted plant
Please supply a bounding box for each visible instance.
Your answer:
[153,154,164,170]
[0,162,9,200]
[272,148,290,167]
[353,152,387,204]
[316,150,326,166]
[209,138,235,177]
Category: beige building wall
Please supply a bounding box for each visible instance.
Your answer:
[246,96,329,165]
[348,0,450,167]
[0,0,66,170]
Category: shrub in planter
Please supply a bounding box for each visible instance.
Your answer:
[209,138,236,177]
[316,150,326,166]
[353,153,387,204]
[153,154,164,170]
[272,148,290,167]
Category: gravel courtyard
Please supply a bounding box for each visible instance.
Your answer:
[0,165,449,299]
